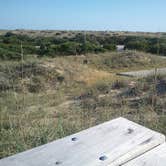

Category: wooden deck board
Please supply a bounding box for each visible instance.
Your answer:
[117,68,166,78]
[0,117,165,166]
[124,143,166,166]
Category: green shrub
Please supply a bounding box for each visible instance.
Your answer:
[103,44,116,51]
[58,42,81,55]
[0,48,21,60]
[28,76,45,93]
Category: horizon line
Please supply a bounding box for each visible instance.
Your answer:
[0,28,165,33]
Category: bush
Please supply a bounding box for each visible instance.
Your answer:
[28,76,44,93]
[103,44,116,51]
[112,80,127,89]
[0,32,166,59]
[121,86,142,97]
[38,44,49,56]
[0,48,21,60]
[5,32,15,37]
[58,42,80,55]
[94,82,110,93]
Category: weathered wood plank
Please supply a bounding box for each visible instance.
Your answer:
[0,117,165,166]
[124,143,166,166]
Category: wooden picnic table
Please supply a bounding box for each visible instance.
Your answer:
[0,117,165,166]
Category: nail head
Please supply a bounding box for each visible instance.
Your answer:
[99,155,107,161]
[71,137,78,141]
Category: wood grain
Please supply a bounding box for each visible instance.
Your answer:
[0,117,165,166]
[124,143,166,166]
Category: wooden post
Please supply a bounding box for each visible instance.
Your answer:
[21,41,25,110]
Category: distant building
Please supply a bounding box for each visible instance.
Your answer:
[116,45,125,52]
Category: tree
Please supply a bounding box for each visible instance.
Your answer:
[5,32,15,37]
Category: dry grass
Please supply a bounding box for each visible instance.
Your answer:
[0,51,166,158]
[77,68,111,86]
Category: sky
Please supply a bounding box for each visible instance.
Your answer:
[0,0,166,32]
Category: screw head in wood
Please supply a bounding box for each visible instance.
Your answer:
[99,155,107,161]
[71,137,78,141]
[127,128,134,134]
[55,161,62,165]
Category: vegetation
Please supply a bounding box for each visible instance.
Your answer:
[0,31,166,159]
[0,31,166,60]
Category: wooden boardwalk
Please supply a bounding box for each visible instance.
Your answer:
[0,117,165,166]
[117,68,166,78]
